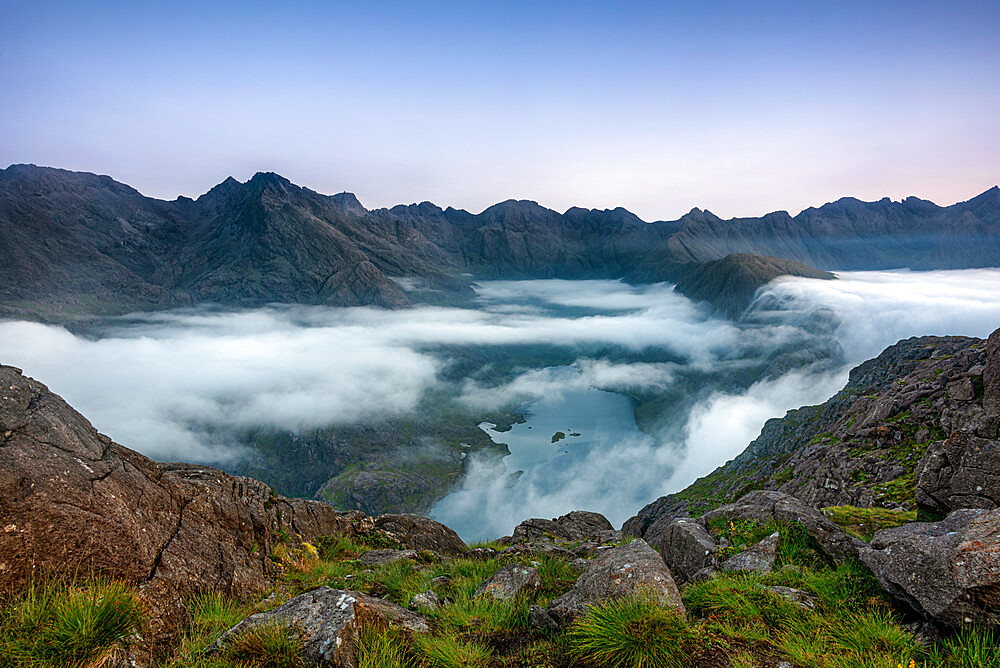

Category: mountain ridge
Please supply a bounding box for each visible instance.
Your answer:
[2,164,999,326]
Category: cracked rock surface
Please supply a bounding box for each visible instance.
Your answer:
[0,365,403,655]
[210,587,429,666]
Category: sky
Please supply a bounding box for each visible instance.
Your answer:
[2,1,998,220]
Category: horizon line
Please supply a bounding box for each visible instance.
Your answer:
[4,162,998,224]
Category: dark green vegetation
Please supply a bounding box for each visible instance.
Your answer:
[3,523,995,668]
[821,506,917,543]
[0,579,145,668]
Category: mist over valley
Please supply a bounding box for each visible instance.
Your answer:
[4,269,998,539]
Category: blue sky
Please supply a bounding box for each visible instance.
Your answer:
[2,1,998,219]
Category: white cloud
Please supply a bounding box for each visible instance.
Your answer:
[1,269,998,535]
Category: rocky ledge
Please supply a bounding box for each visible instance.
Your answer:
[0,364,464,658]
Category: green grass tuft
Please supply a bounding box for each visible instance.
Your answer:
[567,594,692,668]
[220,622,305,668]
[412,633,491,668]
[822,506,917,542]
[354,623,415,668]
[0,579,144,668]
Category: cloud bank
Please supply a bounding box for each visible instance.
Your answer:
[1,269,998,537]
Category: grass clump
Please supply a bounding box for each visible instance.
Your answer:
[0,579,144,668]
[219,622,304,668]
[412,633,491,668]
[567,594,692,668]
[929,626,1000,667]
[355,622,415,668]
[822,506,917,542]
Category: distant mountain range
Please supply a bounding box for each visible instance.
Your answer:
[1,164,998,324]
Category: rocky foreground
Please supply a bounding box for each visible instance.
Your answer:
[1,328,999,666]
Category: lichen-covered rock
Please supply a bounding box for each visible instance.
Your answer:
[720,531,779,574]
[529,604,559,632]
[548,540,685,625]
[645,516,718,585]
[511,510,614,543]
[763,586,816,610]
[371,514,466,556]
[210,587,429,666]
[703,491,864,562]
[358,549,418,567]
[916,432,1000,514]
[410,590,445,611]
[858,508,1000,628]
[474,564,541,600]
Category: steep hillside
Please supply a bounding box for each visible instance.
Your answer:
[625,327,1000,537]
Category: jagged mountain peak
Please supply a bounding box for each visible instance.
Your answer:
[330,191,367,215]
[248,171,292,187]
[679,207,722,224]
[386,201,445,218]
[480,199,558,219]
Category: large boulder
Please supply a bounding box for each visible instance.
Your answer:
[0,365,360,655]
[548,540,685,625]
[371,514,466,556]
[720,531,779,574]
[511,510,614,543]
[644,516,718,585]
[858,508,1000,628]
[702,491,864,562]
[473,564,541,600]
[916,432,1000,515]
[209,587,429,666]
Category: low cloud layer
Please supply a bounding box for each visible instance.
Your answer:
[1,269,999,537]
[434,269,1000,537]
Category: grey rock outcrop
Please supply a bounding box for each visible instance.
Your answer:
[500,510,619,560]
[357,549,418,567]
[645,516,718,585]
[720,531,779,574]
[511,510,614,543]
[980,327,1000,438]
[626,331,997,534]
[474,564,541,600]
[702,491,864,562]
[210,587,429,666]
[916,432,1000,515]
[858,509,1000,628]
[548,540,685,625]
[370,514,466,556]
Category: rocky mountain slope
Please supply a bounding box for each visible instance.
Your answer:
[1,351,998,667]
[3,164,998,324]
[665,187,1000,270]
[624,327,1000,535]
